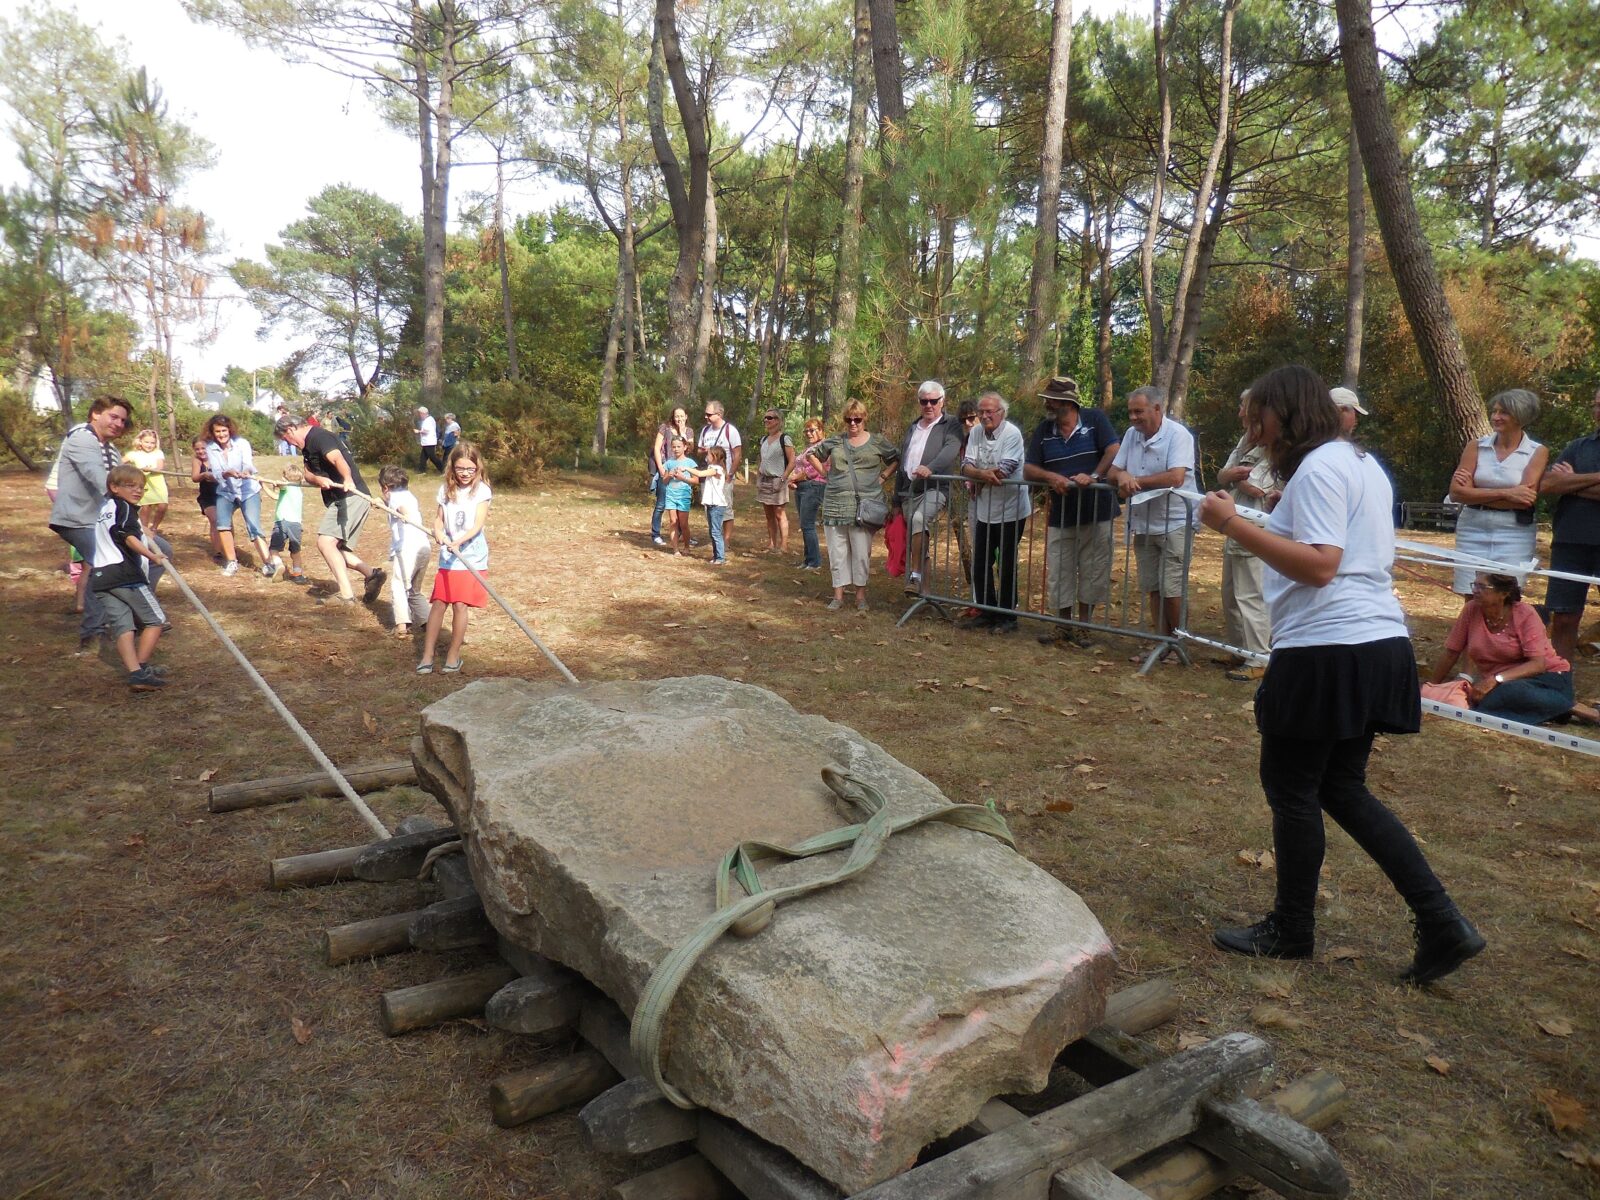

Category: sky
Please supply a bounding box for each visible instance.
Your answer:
[4,0,1592,398]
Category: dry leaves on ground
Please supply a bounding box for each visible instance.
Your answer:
[1536,1015,1574,1038]
[1249,1003,1307,1031]
[1425,1055,1452,1076]
[1536,1088,1590,1133]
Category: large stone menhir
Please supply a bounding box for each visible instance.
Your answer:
[413,677,1115,1193]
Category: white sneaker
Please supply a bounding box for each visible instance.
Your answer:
[260,562,276,578]
[221,560,239,576]
[270,555,284,570]
[652,536,669,547]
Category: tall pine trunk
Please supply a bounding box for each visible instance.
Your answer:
[1336,0,1486,445]
[1138,0,1176,374]
[868,0,911,388]
[415,3,455,412]
[751,119,801,419]
[594,269,624,455]
[495,151,520,383]
[1019,0,1073,389]
[1096,189,1115,409]
[1341,131,1365,388]
[823,0,873,423]
[690,177,717,399]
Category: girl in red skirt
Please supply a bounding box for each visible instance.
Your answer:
[418,442,492,674]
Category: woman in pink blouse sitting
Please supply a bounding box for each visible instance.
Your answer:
[1428,573,1597,726]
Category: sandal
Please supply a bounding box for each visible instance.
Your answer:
[442,660,464,673]
[416,662,434,675]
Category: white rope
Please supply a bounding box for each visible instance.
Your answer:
[1175,629,1600,759]
[160,557,391,840]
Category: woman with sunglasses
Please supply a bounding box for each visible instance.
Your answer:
[794,401,899,610]
[1427,573,1598,725]
[1199,365,1484,986]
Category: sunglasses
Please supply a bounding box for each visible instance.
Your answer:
[844,417,864,425]
[918,396,941,406]
[764,414,780,421]
[702,412,715,418]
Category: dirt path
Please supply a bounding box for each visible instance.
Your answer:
[1,466,1595,1199]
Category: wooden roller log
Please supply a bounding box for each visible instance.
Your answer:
[614,1154,740,1200]
[1054,1160,1150,1200]
[353,826,461,882]
[267,814,445,891]
[408,895,492,951]
[379,964,518,1036]
[324,909,421,965]
[577,999,641,1078]
[484,964,587,1036]
[489,1046,619,1128]
[1102,979,1178,1036]
[581,1077,698,1155]
[269,845,367,890]
[1118,1070,1347,1200]
[209,760,416,812]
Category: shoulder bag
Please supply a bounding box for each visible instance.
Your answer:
[845,438,890,529]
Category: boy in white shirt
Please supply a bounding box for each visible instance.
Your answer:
[378,466,432,637]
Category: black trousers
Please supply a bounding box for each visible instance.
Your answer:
[419,444,444,472]
[1259,732,1448,925]
[972,518,1025,614]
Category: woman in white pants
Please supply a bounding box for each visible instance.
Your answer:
[794,400,899,611]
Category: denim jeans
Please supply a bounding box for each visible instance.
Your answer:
[1475,670,1574,726]
[650,475,667,540]
[705,505,729,562]
[794,481,824,567]
[1259,732,1449,926]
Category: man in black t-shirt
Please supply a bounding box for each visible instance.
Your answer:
[1540,385,1600,662]
[275,413,386,605]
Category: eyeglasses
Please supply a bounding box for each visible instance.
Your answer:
[918,396,941,406]
[978,409,1001,418]
[843,417,864,425]
[764,414,779,421]
[454,465,478,475]
[702,412,715,418]
[961,415,978,424]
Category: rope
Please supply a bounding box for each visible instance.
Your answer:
[160,556,391,840]
[629,767,1015,1108]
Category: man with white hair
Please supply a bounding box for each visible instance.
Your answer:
[959,390,1032,635]
[1109,384,1196,651]
[1329,386,1368,438]
[895,379,964,594]
[415,406,442,473]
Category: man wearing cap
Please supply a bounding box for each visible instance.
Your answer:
[1330,386,1368,438]
[1024,376,1120,648]
[276,412,386,605]
[1108,385,1197,652]
[415,406,442,473]
[1215,390,1280,679]
[895,380,964,594]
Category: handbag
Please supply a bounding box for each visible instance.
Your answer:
[844,440,890,529]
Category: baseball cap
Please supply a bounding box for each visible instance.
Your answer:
[1329,386,1369,415]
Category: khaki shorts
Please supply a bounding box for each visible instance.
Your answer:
[756,474,790,506]
[1133,528,1190,599]
[1046,522,1113,609]
[901,488,949,536]
[319,493,371,549]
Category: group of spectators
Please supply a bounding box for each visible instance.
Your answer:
[45,399,497,688]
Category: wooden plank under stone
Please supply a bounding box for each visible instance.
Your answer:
[613,1154,740,1200]
[853,1033,1274,1200]
[268,845,365,890]
[1054,1160,1153,1200]
[484,964,587,1036]
[379,964,518,1036]
[695,1114,844,1200]
[324,909,420,965]
[1187,1090,1348,1199]
[581,1077,698,1155]
[408,895,492,951]
[209,760,415,811]
[353,826,461,882]
[577,1001,641,1078]
[489,1046,619,1128]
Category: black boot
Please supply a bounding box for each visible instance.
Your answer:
[1211,912,1313,960]
[1400,910,1485,985]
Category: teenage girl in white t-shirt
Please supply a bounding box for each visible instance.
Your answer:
[417,443,492,675]
[1198,365,1484,988]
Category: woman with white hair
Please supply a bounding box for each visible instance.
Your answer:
[1448,388,1547,594]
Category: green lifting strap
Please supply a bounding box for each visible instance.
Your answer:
[628,766,1016,1109]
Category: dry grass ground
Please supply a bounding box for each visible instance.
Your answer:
[1,463,1596,1200]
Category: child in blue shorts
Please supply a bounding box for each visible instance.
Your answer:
[661,435,696,554]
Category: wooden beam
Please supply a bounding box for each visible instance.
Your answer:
[408,895,492,951]
[1121,1070,1348,1200]
[209,760,415,812]
[1102,980,1178,1036]
[379,964,519,1036]
[484,963,587,1036]
[578,1000,641,1078]
[581,1077,698,1155]
[614,1154,740,1200]
[1188,1091,1348,1199]
[268,845,365,890]
[696,1113,844,1200]
[853,1033,1274,1200]
[353,826,460,882]
[489,1046,619,1128]
[1054,1160,1152,1200]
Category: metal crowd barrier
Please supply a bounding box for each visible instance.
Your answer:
[895,474,1198,674]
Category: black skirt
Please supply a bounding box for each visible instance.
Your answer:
[1255,636,1421,742]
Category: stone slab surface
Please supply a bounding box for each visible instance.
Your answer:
[413,676,1115,1192]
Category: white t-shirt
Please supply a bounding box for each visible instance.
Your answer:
[1111,417,1195,534]
[701,464,729,507]
[386,488,431,559]
[902,418,936,476]
[435,481,492,570]
[698,422,742,467]
[963,420,1032,524]
[418,415,438,446]
[1264,440,1409,649]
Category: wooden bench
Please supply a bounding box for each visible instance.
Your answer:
[1401,501,1459,531]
